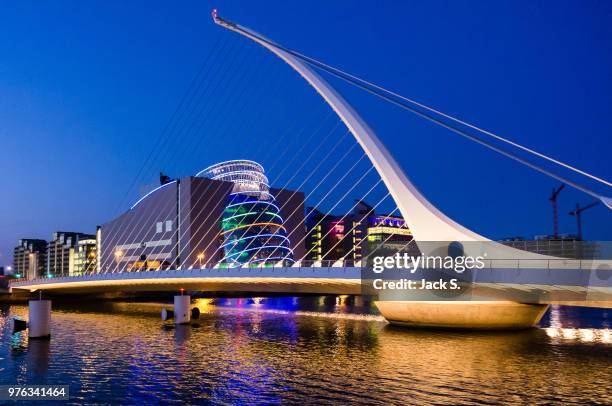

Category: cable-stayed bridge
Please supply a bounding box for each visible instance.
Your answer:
[8,10,611,329]
[8,259,611,303]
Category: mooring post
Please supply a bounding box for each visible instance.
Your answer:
[28,292,51,338]
[173,290,191,325]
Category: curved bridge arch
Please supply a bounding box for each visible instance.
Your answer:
[213,12,486,244]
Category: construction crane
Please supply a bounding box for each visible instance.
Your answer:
[549,184,565,238]
[569,201,599,240]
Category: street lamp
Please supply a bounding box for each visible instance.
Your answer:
[114,250,124,264]
[197,253,205,268]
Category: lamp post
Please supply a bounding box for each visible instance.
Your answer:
[114,250,124,272]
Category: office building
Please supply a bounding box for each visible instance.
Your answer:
[99,160,305,272]
[74,236,97,275]
[305,200,412,261]
[47,232,95,277]
[13,239,47,280]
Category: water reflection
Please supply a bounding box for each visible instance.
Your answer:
[545,327,612,343]
[0,299,610,404]
[28,338,50,376]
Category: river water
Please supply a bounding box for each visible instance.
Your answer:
[0,297,610,405]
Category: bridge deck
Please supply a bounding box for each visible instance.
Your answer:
[9,266,611,308]
[10,267,363,295]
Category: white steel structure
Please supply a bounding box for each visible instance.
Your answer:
[212,11,492,245]
[211,10,553,328]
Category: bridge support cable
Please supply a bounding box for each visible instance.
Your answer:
[289,52,612,209]
[172,116,336,269]
[113,35,227,216]
[100,43,289,273]
[151,80,338,271]
[157,111,337,271]
[105,41,305,273]
[228,124,350,260]
[293,155,373,249]
[156,46,263,172]
[259,151,371,264]
[169,101,339,269]
[295,179,385,263]
[222,125,352,256]
[219,14,611,192]
[99,41,262,273]
[98,38,247,272]
[175,114,342,268]
[293,173,383,263]
[302,62,612,208]
[175,113,335,264]
[338,206,402,263]
[158,85,338,270]
[250,133,363,260]
[211,11,611,212]
[318,191,392,262]
[280,48,612,190]
[245,141,374,265]
[161,43,297,181]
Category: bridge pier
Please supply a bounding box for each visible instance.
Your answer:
[375,301,549,330]
[173,295,191,325]
[29,299,52,338]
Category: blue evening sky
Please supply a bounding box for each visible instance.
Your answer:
[1,0,611,266]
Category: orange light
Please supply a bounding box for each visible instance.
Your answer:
[220,222,286,235]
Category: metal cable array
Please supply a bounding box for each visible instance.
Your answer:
[221,14,611,209]
[84,10,609,278]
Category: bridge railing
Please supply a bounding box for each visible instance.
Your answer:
[94,259,362,275]
[483,258,610,270]
[10,257,611,286]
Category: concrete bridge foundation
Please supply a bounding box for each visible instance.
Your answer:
[29,299,52,338]
[173,295,191,325]
[375,301,550,330]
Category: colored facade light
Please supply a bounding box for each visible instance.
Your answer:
[199,160,294,267]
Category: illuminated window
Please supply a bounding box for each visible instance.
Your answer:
[165,220,172,232]
[156,222,163,233]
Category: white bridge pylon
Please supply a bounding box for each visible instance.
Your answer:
[212,11,542,258]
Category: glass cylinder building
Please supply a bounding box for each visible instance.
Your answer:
[198,160,294,267]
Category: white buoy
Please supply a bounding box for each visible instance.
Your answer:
[28,300,51,338]
[173,295,191,325]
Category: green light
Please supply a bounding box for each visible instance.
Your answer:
[223,211,283,222]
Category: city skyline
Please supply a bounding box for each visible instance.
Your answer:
[2,1,612,267]
[1,4,610,405]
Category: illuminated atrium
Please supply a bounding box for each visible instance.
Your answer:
[198,160,294,267]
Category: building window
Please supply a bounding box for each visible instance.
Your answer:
[156,222,163,233]
[165,220,172,232]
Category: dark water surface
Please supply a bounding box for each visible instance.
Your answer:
[1,297,611,405]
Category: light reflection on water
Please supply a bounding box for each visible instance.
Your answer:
[0,298,610,405]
